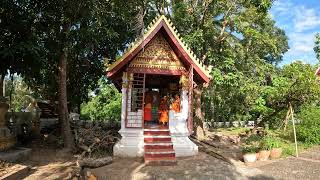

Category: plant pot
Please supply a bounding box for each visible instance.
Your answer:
[243,153,257,163]
[258,150,270,161]
[225,122,230,127]
[232,121,239,127]
[217,122,224,127]
[270,148,282,159]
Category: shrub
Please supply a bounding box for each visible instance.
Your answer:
[296,105,320,144]
[244,134,262,144]
[242,145,258,154]
[259,135,281,150]
[81,81,121,122]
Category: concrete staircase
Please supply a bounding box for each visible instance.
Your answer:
[144,125,177,165]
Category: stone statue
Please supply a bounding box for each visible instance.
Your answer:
[179,75,189,90]
[0,96,16,151]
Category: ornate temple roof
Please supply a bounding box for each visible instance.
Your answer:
[106,15,211,83]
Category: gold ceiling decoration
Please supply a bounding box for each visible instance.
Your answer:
[129,34,186,71]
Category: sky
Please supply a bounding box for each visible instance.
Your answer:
[270,0,320,65]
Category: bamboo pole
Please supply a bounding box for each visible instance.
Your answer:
[290,103,299,157]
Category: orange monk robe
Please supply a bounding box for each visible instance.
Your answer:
[144,92,153,121]
[158,97,169,123]
[144,103,152,121]
[171,96,181,113]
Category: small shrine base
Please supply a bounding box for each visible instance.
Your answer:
[113,128,144,157]
[0,147,31,162]
[0,127,16,151]
[113,119,198,157]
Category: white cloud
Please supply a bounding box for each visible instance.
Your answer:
[288,32,316,54]
[270,0,320,64]
[272,0,294,15]
[293,7,320,32]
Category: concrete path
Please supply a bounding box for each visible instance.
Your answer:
[252,146,320,180]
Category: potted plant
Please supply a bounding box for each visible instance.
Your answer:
[258,137,271,161]
[269,138,282,159]
[242,146,258,163]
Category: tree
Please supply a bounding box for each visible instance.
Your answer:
[315,33,320,62]
[0,0,43,95]
[26,0,140,149]
[155,0,288,128]
[81,79,121,121]
[258,61,320,127]
[4,77,35,112]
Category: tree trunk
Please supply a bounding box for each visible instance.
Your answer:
[0,74,4,97]
[194,85,205,140]
[58,48,74,150]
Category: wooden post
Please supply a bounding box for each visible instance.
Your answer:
[290,103,299,157]
[188,66,193,134]
[142,73,145,128]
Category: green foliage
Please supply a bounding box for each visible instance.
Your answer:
[242,145,258,153]
[4,77,36,112]
[260,62,320,127]
[81,79,121,121]
[245,134,262,144]
[314,33,320,62]
[0,0,44,77]
[296,105,320,144]
[259,135,282,150]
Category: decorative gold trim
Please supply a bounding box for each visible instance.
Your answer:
[106,15,211,79]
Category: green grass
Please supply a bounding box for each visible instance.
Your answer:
[213,127,315,157]
[267,129,313,157]
[213,127,250,136]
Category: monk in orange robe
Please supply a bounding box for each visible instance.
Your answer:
[158,96,169,125]
[171,95,181,113]
[144,92,153,124]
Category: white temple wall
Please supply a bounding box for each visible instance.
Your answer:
[169,90,198,157]
[113,73,144,157]
[126,88,143,128]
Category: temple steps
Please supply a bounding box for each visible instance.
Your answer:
[143,125,177,166]
[144,137,172,143]
[144,130,170,136]
[144,157,177,166]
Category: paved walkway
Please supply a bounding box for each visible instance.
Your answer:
[252,146,320,180]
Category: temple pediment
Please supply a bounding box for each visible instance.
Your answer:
[129,34,186,72]
[106,15,211,84]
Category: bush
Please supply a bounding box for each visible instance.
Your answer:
[81,80,121,122]
[259,135,282,150]
[296,105,320,144]
[242,145,258,153]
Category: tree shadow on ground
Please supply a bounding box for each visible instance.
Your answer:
[88,152,275,180]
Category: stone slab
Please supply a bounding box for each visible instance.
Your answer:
[0,164,29,180]
[0,147,31,162]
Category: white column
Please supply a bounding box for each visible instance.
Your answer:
[120,87,127,131]
[169,90,198,157]
[113,73,144,157]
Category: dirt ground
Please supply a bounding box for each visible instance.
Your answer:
[20,142,79,180]
[8,145,319,180]
[87,152,267,180]
[2,136,317,180]
[86,148,320,180]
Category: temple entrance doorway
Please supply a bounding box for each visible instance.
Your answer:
[143,74,181,128]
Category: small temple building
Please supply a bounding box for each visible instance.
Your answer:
[106,15,211,164]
